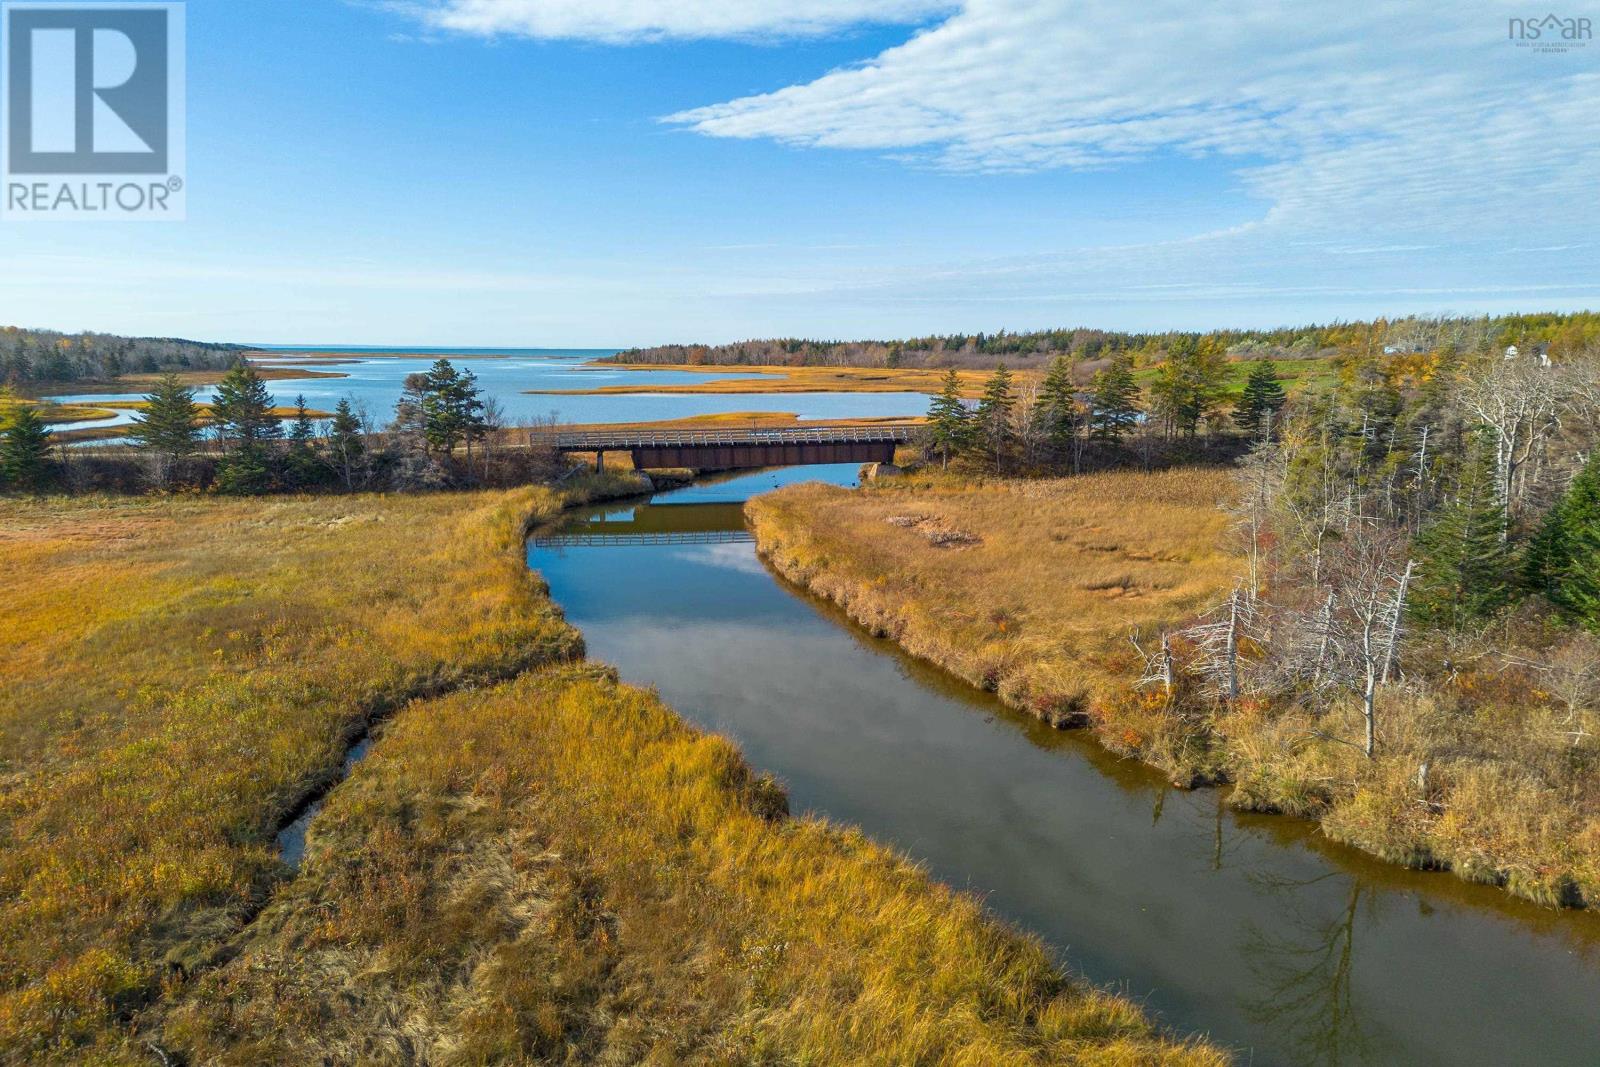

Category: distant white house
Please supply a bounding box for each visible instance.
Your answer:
[1503,343,1552,367]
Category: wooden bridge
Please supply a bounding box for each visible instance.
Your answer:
[534,424,918,471]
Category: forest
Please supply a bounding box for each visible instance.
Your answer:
[611,311,1600,372]
[0,326,243,385]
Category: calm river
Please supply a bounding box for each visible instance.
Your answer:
[529,465,1600,1066]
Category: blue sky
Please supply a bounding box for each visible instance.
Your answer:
[3,0,1598,346]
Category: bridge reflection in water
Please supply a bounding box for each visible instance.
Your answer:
[533,501,752,549]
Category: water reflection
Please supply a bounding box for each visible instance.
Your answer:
[1243,875,1378,1066]
[528,465,1600,1066]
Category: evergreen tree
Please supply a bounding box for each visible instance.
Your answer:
[1232,359,1288,434]
[210,361,279,494]
[1409,443,1511,630]
[451,367,489,464]
[393,372,429,448]
[1526,452,1600,631]
[1150,336,1228,438]
[973,364,1015,471]
[130,372,201,461]
[925,369,971,470]
[0,403,52,491]
[210,361,281,446]
[1088,356,1142,442]
[1038,355,1079,459]
[284,395,321,488]
[325,398,367,490]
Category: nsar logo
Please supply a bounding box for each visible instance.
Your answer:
[1508,13,1592,52]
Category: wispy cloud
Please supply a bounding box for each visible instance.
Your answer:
[387,0,951,43]
[663,1,1600,246]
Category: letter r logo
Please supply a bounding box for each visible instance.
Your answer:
[5,5,170,173]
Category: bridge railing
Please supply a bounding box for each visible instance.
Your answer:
[532,424,920,451]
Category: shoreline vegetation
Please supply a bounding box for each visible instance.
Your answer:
[734,310,1600,913]
[0,479,1222,1064]
[747,461,1600,910]
[529,364,993,397]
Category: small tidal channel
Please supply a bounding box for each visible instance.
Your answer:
[529,465,1600,1066]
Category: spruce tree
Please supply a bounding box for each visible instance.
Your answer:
[1232,359,1288,434]
[1409,443,1511,630]
[1527,452,1600,631]
[326,398,366,490]
[1038,355,1079,460]
[973,364,1015,471]
[210,361,280,445]
[926,369,971,470]
[211,361,279,494]
[284,395,321,488]
[421,359,465,455]
[1088,356,1142,442]
[130,372,201,461]
[1150,336,1228,438]
[451,368,488,464]
[0,403,52,491]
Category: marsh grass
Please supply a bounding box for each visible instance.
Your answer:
[0,475,646,1060]
[159,669,1221,1066]
[1,471,1220,1064]
[747,469,1239,778]
[529,363,993,397]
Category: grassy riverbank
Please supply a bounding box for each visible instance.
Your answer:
[0,483,1220,1064]
[748,471,1600,908]
[747,470,1239,777]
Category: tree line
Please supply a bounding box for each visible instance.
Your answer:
[921,346,1287,473]
[133,357,503,493]
[0,357,554,495]
[611,311,1600,372]
[0,326,243,385]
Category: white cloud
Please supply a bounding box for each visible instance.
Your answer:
[390,0,951,43]
[665,1,1600,242]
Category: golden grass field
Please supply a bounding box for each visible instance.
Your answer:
[0,482,1220,1064]
[749,469,1600,909]
[30,363,346,400]
[530,363,995,397]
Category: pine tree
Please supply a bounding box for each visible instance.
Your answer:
[1408,443,1511,630]
[1232,359,1288,434]
[1088,356,1142,442]
[325,398,367,490]
[974,364,1015,471]
[130,372,201,461]
[0,403,52,491]
[925,369,971,470]
[1038,355,1079,460]
[1526,452,1600,631]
